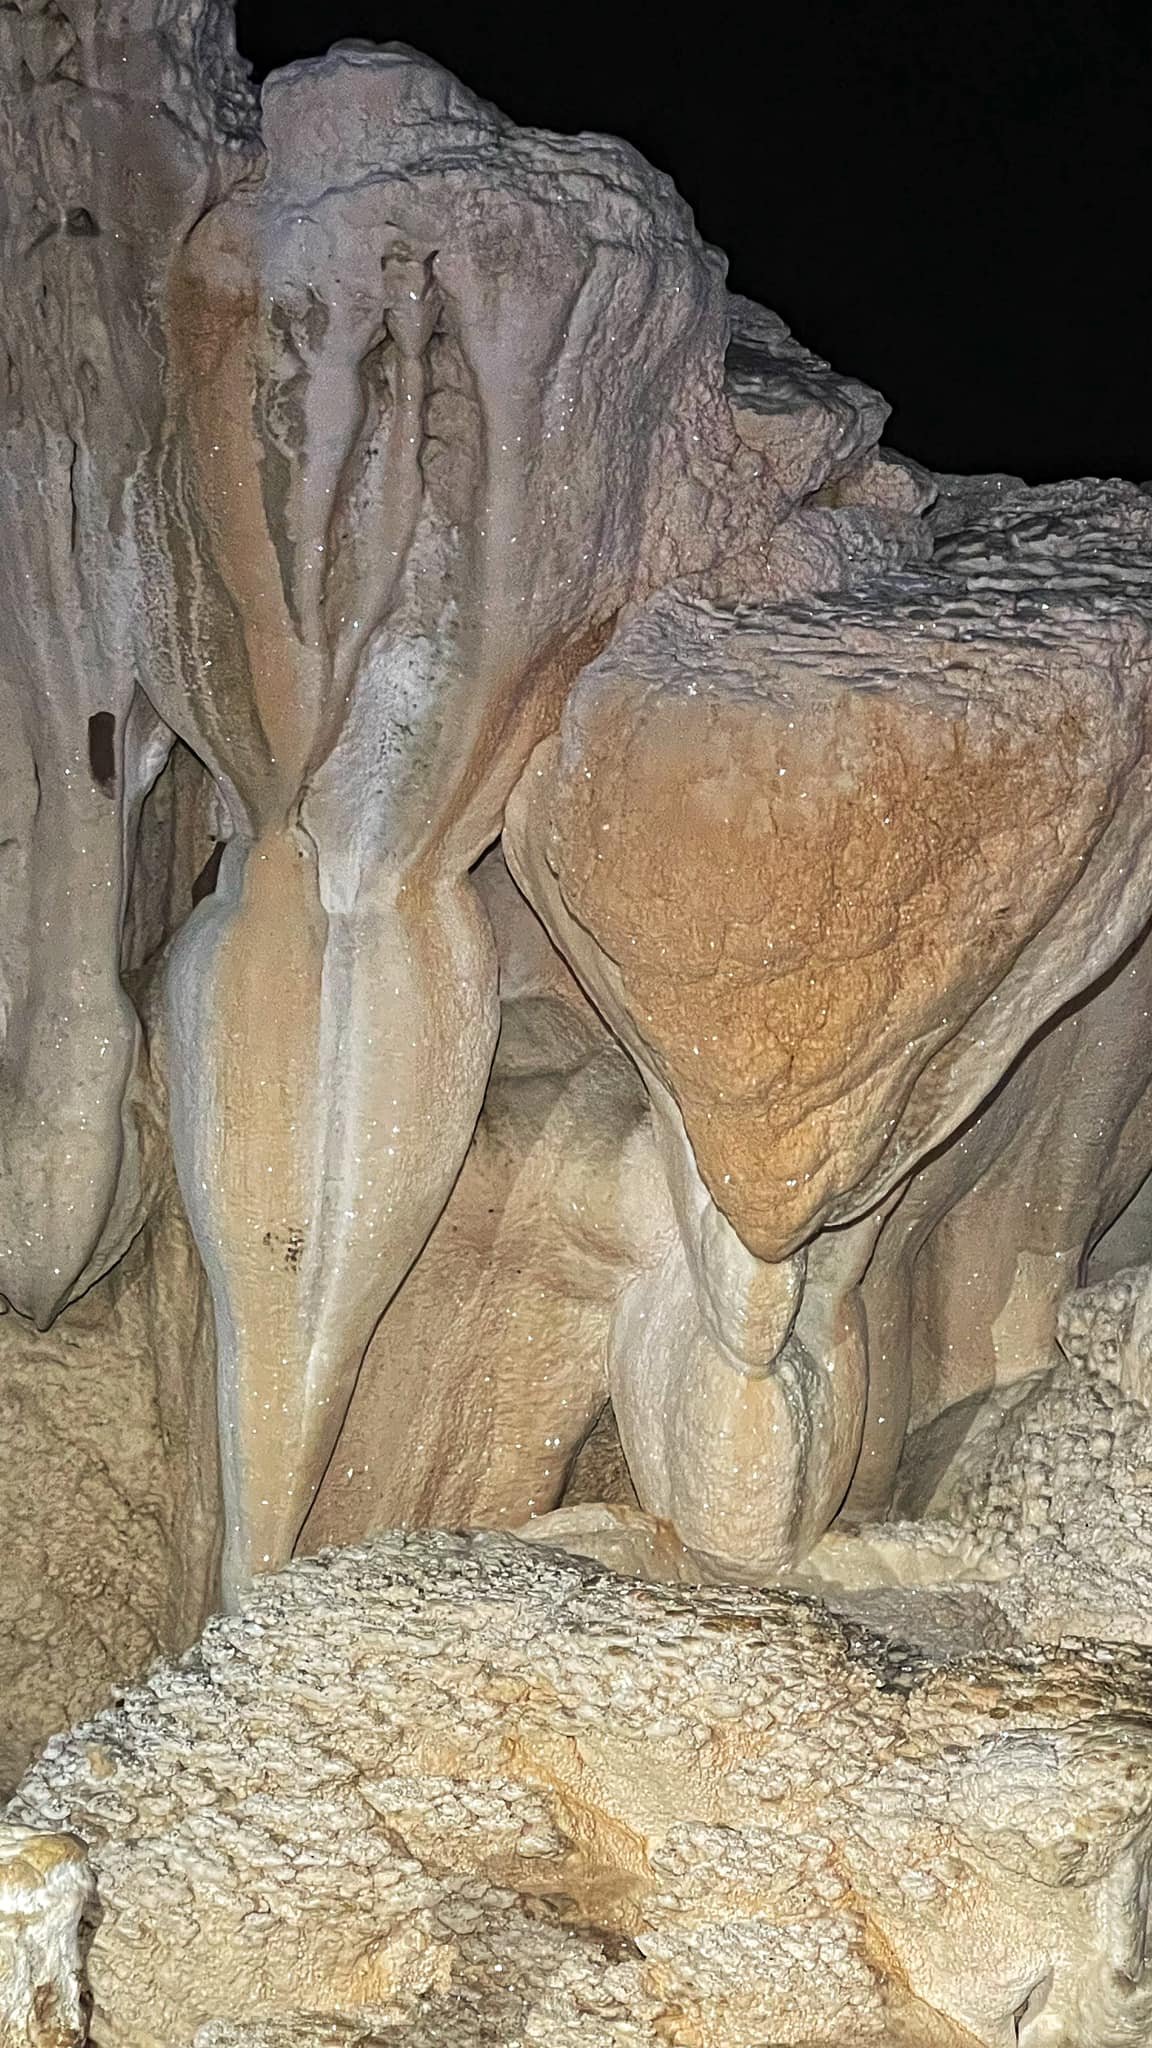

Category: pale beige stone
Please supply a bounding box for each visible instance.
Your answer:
[0,728,221,1792]
[0,0,939,1609]
[778,1266,1152,1679]
[0,0,253,1330]
[301,858,650,1547]
[0,1173,219,1797]
[0,1824,92,2048]
[11,1530,1152,2048]
[505,510,1152,1571]
[518,1502,703,1584]
[875,1264,1152,1650]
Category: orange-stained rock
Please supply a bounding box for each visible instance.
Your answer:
[135,42,870,1601]
[505,490,1152,1568]
[0,0,935,1607]
[508,568,1152,1265]
[847,482,1152,1508]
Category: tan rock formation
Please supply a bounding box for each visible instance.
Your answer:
[716,1263,1152,1675]
[16,53,1152,2048]
[302,487,1152,1585]
[0,1824,92,2048]
[0,13,962,1818]
[12,1529,1152,2048]
[190,2014,983,2048]
[847,482,1152,1511]
[864,1262,1152,1650]
[0,0,253,1330]
[852,923,1152,1515]
[509,569,1152,1266]
[0,0,968,1619]
[5,0,935,1604]
[146,36,798,1599]
[505,512,1152,1571]
[0,736,220,1794]
[0,1174,219,1797]
[301,854,650,1547]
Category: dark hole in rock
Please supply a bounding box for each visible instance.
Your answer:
[191,840,225,905]
[86,710,115,793]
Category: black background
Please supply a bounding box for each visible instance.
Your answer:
[235,1,1150,483]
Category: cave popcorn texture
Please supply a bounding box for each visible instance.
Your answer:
[5,0,1152,2043]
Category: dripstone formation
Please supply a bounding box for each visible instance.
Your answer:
[4,3,1152,2043]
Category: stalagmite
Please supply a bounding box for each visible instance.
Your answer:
[89,38,791,1598]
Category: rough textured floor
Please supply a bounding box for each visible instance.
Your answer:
[9,1530,1152,2048]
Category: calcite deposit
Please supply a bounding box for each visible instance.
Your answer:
[7,0,1152,2040]
[0,1823,92,2048]
[14,1529,1152,2048]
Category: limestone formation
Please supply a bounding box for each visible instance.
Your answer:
[521,1249,1152,1662]
[301,852,651,1547]
[853,924,1152,1514]
[0,1174,218,1798]
[0,739,221,1799]
[0,1823,92,2048]
[14,1529,1152,2048]
[12,5,1152,2042]
[307,487,1152,1578]
[729,1262,1152,1673]
[849,481,1152,1510]
[3,0,933,1605]
[881,1263,1152,1648]
[0,0,250,1336]
[505,496,1152,1572]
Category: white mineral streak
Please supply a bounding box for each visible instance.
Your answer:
[0,1823,92,2048]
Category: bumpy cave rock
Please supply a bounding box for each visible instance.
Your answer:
[505,498,1152,1573]
[12,1529,1152,2048]
[1,0,924,1612]
[8,1,1152,2042]
[0,0,930,1621]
